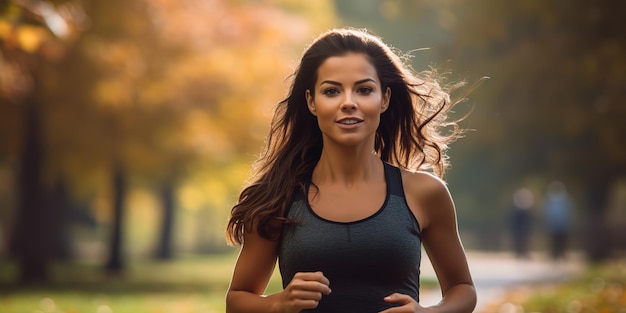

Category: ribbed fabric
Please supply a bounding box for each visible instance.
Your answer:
[278,162,422,313]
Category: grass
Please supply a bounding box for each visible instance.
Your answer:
[0,252,272,313]
[0,252,438,313]
[482,259,626,313]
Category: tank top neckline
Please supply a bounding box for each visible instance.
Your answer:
[303,161,392,225]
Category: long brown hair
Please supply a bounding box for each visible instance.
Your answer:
[226,28,467,245]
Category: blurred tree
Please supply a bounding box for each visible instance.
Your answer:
[439,0,626,260]
[2,0,337,282]
[138,0,337,257]
[0,0,84,283]
[332,0,626,259]
[49,0,335,265]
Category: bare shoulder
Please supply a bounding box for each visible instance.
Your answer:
[400,170,451,202]
[400,169,455,231]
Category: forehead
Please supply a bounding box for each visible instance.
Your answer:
[316,53,379,84]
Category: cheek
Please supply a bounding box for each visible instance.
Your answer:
[313,99,338,116]
[317,110,336,123]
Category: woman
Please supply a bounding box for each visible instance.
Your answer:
[225,28,476,313]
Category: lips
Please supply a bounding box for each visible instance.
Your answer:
[337,117,363,125]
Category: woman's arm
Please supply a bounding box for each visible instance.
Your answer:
[226,228,282,312]
[402,171,476,313]
[226,226,331,313]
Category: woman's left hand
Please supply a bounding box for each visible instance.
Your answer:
[379,293,424,313]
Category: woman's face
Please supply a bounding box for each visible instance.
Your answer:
[306,53,390,149]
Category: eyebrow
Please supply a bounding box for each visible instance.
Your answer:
[319,78,377,86]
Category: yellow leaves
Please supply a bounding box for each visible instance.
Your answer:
[94,79,134,108]
[267,0,336,33]
[137,80,169,107]
[85,39,148,108]
[85,39,145,77]
[179,179,227,212]
[12,24,50,53]
[2,0,338,219]
[180,110,233,157]
[0,20,11,39]
[0,1,80,54]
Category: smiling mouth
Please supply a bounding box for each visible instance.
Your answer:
[337,118,363,125]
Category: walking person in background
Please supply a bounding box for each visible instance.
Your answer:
[508,187,534,259]
[543,181,572,260]
[225,28,476,313]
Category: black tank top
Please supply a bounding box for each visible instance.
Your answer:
[278,162,422,312]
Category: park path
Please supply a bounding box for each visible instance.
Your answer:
[418,251,586,312]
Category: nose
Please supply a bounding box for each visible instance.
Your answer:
[341,102,357,111]
[340,93,357,111]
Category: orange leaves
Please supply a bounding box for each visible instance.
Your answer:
[14,25,49,53]
[1,0,337,224]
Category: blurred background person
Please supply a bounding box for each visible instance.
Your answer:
[543,181,573,260]
[509,187,535,259]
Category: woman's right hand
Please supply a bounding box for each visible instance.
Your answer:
[278,271,332,313]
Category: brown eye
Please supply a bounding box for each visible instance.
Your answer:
[322,88,340,96]
[357,87,373,95]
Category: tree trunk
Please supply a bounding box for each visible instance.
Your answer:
[105,163,126,275]
[584,172,614,262]
[50,177,72,260]
[155,180,175,259]
[10,93,51,284]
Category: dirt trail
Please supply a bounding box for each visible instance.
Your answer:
[419,251,585,312]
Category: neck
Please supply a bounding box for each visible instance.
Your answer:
[312,143,382,186]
